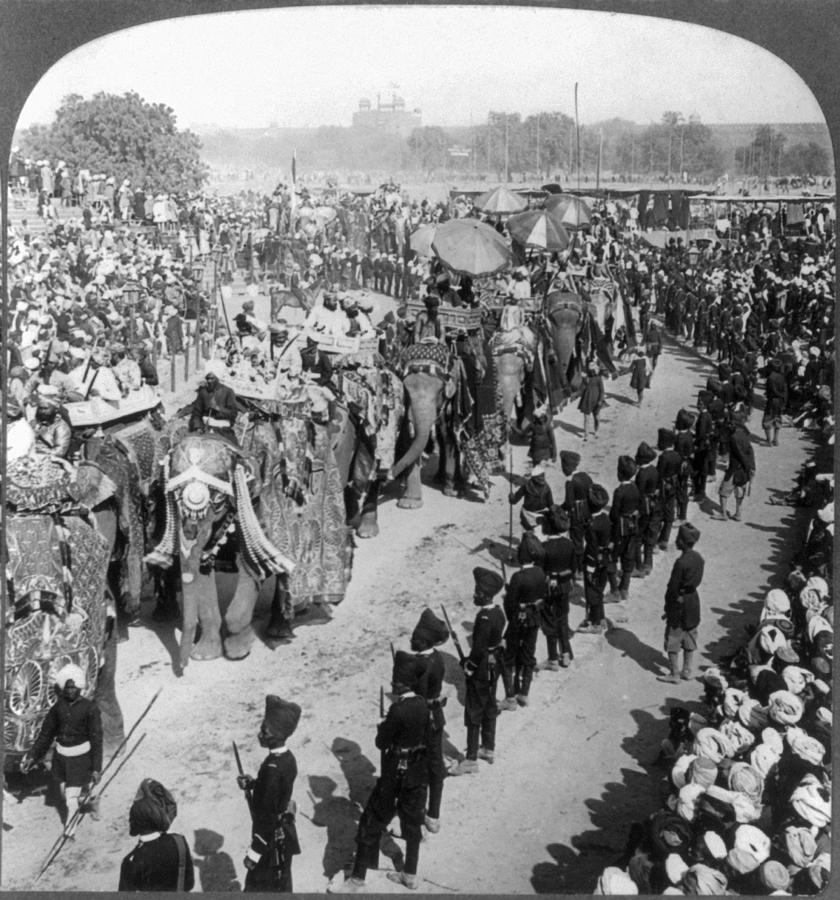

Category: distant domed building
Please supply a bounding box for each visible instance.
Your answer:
[352,93,421,137]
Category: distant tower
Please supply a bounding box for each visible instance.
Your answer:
[352,87,421,136]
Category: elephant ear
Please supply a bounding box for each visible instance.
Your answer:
[73,461,119,509]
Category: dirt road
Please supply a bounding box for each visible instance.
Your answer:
[3,324,812,893]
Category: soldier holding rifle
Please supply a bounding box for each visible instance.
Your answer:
[448,568,506,777]
[330,651,429,892]
[236,695,301,893]
[409,608,450,834]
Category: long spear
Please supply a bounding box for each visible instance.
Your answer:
[33,688,161,881]
[34,733,147,883]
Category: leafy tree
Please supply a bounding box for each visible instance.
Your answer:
[18,91,208,192]
[406,126,449,178]
[734,124,786,178]
[781,141,830,176]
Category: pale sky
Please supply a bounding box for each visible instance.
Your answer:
[16,5,825,131]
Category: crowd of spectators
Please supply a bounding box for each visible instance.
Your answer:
[589,218,834,895]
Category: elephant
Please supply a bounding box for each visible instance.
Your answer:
[76,407,171,620]
[4,450,126,769]
[541,290,592,408]
[144,431,297,668]
[329,358,405,539]
[490,323,538,438]
[388,340,475,507]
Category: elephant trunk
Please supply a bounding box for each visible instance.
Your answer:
[389,404,438,481]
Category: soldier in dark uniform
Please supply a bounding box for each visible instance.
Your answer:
[372,252,384,293]
[610,455,641,602]
[21,663,103,836]
[673,408,695,522]
[691,391,715,501]
[559,450,592,579]
[501,532,547,710]
[118,778,195,892]
[540,506,576,668]
[655,428,682,551]
[716,408,755,523]
[330,653,429,892]
[580,484,612,633]
[509,464,554,532]
[449,568,506,777]
[632,441,661,578]
[410,609,449,833]
[659,523,704,684]
[237,695,301,893]
[762,356,789,447]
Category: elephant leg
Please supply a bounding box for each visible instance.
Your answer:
[94,605,125,753]
[357,478,380,539]
[436,424,458,497]
[398,461,424,509]
[223,559,261,659]
[180,571,222,666]
[152,562,181,624]
[266,575,295,642]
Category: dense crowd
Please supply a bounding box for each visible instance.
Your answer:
[5,150,835,893]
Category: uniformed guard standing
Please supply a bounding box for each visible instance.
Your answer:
[21,663,103,836]
[632,441,661,578]
[580,484,612,633]
[330,652,429,892]
[237,695,301,893]
[673,408,695,522]
[410,609,450,834]
[540,506,576,668]
[449,567,506,776]
[501,532,547,709]
[691,391,714,501]
[610,455,641,602]
[659,523,705,684]
[559,450,592,579]
[655,428,682,550]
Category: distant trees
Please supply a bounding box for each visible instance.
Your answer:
[734,124,786,179]
[406,126,449,178]
[18,92,208,192]
[781,141,830,177]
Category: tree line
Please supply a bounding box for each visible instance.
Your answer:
[15,93,832,189]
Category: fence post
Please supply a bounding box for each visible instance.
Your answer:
[184,343,190,382]
[170,353,176,393]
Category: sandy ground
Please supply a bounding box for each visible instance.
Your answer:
[2,311,815,893]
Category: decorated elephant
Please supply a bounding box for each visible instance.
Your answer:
[330,356,404,539]
[490,322,538,437]
[73,403,171,620]
[4,450,125,769]
[388,340,476,506]
[540,290,592,407]
[144,431,298,668]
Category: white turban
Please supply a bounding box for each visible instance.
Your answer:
[671,753,696,789]
[727,762,765,804]
[781,665,815,695]
[203,359,228,380]
[722,688,746,718]
[593,866,638,895]
[750,743,782,778]
[784,825,817,867]
[693,728,735,764]
[763,588,791,617]
[733,824,771,865]
[805,575,829,599]
[719,718,755,755]
[786,727,825,766]
[676,782,705,821]
[701,830,727,861]
[807,614,832,643]
[738,698,770,730]
[790,775,831,828]
[768,690,804,725]
[54,662,86,690]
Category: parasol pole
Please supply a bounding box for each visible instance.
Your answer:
[574,83,581,195]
